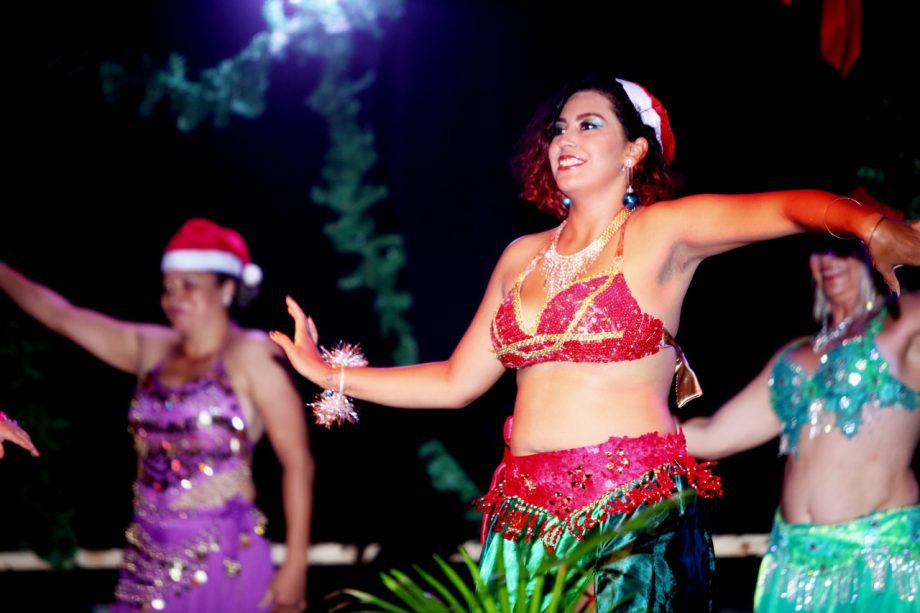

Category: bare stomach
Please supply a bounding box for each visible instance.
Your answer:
[779,411,920,524]
[509,354,678,456]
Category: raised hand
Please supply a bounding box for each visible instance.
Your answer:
[868,218,920,295]
[269,296,326,384]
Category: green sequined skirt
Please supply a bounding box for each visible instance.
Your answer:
[755,505,920,612]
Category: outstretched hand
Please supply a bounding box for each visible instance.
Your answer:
[868,218,920,295]
[269,296,326,384]
[0,412,39,459]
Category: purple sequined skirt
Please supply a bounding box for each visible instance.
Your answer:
[112,495,273,612]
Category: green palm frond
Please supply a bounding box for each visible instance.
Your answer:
[330,494,690,611]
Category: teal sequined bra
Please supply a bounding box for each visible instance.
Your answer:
[769,307,919,457]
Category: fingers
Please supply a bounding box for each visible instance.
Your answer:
[269,330,297,357]
[15,432,39,457]
[286,296,312,347]
[881,267,902,297]
[0,423,39,457]
[306,317,319,345]
[272,603,307,612]
[258,588,274,609]
[258,591,307,611]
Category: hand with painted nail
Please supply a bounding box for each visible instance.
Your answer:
[0,412,40,459]
[269,296,327,385]
[865,217,920,296]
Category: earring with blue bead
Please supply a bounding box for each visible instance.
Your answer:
[622,158,640,210]
[562,195,572,208]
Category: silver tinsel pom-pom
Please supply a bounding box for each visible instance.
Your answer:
[310,342,368,428]
[321,342,369,369]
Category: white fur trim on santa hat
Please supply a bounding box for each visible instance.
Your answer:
[162,250,244,277]
[615,79,663,153]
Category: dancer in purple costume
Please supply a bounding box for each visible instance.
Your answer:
[0,219,312,611]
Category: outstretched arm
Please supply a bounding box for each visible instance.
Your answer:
[270,242,528,410]
[0,262,171,374]
[682,350,785,460]
[657,190,920,294]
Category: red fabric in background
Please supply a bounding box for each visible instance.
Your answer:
[821,0,862,76]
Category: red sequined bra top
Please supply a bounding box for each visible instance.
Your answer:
[491,220,702,406]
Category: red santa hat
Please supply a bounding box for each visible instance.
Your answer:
[615,78,676,164]
[161,218,263,286]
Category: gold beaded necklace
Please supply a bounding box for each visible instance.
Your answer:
[540,207,632,298]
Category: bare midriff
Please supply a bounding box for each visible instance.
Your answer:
[780,408,920,524]
[509,350,678,456]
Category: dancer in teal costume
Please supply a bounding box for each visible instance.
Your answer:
[684,240,919,611]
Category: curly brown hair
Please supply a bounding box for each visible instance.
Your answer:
[513,76,678,219]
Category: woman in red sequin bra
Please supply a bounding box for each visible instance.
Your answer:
[272,75,920,611]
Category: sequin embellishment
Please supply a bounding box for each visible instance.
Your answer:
[769,307,919,456]
[491,258,666,369]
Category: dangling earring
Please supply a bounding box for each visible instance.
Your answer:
[562,195,572,208]
[622,158,639,209]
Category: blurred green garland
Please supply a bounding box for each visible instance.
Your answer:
[101,0,416,364]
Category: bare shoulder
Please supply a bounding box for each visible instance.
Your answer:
[226,328,281,364]
[496,229,554,276]
[890,294,920,388]
[136,324,180,373]
[895,292,920,322]
[777,335,813,363]
[503,229,554,259]
[888,294,920,351]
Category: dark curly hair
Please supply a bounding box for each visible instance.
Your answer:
[513,75,678,219]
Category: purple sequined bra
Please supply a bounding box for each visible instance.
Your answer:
[114,356,272,611]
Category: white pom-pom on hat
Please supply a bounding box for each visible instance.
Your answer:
[242,263,263,287]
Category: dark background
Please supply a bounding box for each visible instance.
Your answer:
[1,0,917,610]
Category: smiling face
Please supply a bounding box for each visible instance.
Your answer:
[161,271,234,333]
[810,251,868,313]
[547,90,637,200]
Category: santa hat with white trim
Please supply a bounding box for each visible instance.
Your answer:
[615,78,676,164]
[161,218,263,287]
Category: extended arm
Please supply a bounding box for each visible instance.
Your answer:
[270,242,528,409]
[682,351,784,460]
[0,262,171,374]
[656,190,920,293]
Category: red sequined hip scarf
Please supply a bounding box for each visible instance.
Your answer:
[474,429,722,553]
